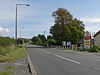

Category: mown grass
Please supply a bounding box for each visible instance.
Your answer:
[0,45,27,62]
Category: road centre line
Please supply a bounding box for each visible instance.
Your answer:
[40,49,80,64]
[55,54,80,64]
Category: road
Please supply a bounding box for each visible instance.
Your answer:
[26,45,100,75]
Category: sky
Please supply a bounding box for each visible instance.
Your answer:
[0,0,100,38]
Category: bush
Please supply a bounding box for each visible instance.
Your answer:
[47,39,56,46]
[99,48,100,51]
[92,45,99,52]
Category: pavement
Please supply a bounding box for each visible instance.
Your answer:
[0,57,31,75]
[26,44,100,75]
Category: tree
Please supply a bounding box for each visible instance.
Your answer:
[38,34,46,43]
[47,35,53,40]
[31,36,42,44]
[47,39,56,46]
[50,8,84,44]
[69,18,84,44]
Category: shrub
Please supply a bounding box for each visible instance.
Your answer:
[47,39,56,45]
[92,45,99,52]
[99,48,100,51]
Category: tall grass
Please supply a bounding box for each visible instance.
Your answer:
[0,37,17,57]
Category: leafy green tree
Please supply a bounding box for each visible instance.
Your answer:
[50,8,72,44]
[31,36,42,44]
[50,8,84,44]
[38,34,46,43]
[47,35,53,40]
[69,18,84,44]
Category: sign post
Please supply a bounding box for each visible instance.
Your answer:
[84,31,91,50]
[67,41,71,49]
[62,41,66,48]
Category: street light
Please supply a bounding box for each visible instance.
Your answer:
[15,4,30,43]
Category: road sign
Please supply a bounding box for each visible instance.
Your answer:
[84,31,91,49]
[67,41,71,47]
[62,41,66,46]
[84,31,91,40]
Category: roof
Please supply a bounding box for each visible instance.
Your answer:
[93,30,100,37]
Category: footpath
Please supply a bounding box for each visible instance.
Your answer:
[0,45,31,75]
[0,56,31,75]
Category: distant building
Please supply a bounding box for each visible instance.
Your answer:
[93,30,100,48]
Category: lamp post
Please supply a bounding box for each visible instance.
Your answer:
[15,4,30,43]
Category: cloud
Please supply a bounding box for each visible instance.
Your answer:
[0,27,10,34]
[81,18,100,23]
[80,17,100,34]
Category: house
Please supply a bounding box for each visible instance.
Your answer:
[93,30,100,48]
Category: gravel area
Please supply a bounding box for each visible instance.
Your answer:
[0,56,31,75]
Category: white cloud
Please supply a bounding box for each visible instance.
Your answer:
[80,17,100,35]
[0,27,10,34]
[81,18,100,23]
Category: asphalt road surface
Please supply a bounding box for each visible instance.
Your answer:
[26,45,100,75]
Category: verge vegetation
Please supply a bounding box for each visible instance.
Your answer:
[0,37,17,57]
[0,45,27,62]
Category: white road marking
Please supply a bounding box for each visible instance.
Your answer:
[43,51,51,54]
[55,54,80,64]
[41,50,80,64]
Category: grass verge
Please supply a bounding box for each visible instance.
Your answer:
[0,65,15,75]
[5,65,15,70]
[0,45,27,62]
[0,71,12,75]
